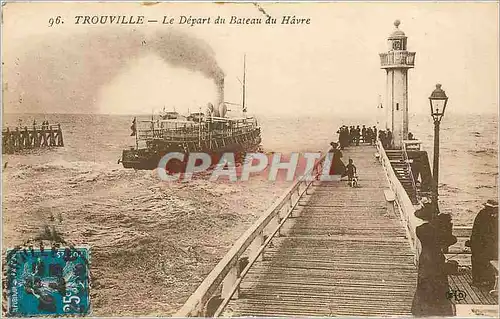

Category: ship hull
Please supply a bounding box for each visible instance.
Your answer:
[122,133,262,171]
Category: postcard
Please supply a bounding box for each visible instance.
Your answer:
[2,1,498,317]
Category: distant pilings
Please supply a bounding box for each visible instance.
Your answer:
[2,124,64,154]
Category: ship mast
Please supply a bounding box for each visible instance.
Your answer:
[198,107,202,148]
[242,54,247,116]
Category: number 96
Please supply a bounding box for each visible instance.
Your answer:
[48,16,62,27]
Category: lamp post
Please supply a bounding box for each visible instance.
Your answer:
[429,84,449,201]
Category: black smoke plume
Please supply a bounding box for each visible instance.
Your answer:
[3,28,224,114]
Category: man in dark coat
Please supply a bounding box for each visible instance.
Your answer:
[355,125,361,146]
[386,129,393,149]
[467,200,498,288]
[366,127,373,145]
[378,130,386,148]
[411,220,454,316]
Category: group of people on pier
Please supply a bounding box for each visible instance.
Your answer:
[336,125,379,149]
[337,124,417,150]
[378,128,394,149]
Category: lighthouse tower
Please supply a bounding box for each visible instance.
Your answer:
[379,20,416,149]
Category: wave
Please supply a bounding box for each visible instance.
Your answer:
[439,183,461,193]
[475,185,496,189]
[469,149,497,156]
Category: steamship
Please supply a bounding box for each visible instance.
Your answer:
[120,58,262,171]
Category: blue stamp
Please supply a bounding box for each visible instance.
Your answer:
[6,246,91,317]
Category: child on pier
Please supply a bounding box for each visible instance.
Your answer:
[346,158,357,187]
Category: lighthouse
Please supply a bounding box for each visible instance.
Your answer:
[380,20,416,149]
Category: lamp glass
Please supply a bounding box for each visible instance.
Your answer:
[430,99,447,116]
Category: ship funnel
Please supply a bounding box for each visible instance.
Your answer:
[218,103,227,118]
[215,78,224,116]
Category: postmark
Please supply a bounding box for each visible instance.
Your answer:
[5,243,91,317]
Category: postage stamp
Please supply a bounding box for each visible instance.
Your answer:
[5,246,91,317]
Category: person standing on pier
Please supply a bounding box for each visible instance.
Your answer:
[386,128,393,149]
[467,200,498,288]
[337,126,345,149]
[349,126,355,145]
[373,126,378,145]
[355,125,361,146]
[411,220,454,316]
[366,126,374,145]
[378,130,386,148]
[328,142,345,177]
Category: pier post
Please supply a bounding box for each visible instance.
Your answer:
[222,266,238,299]
[57,124,64,147]
[222,257,247,300]
[41,127,48,146]
[432,120,440,197]
[249,231,264,262]
[23,127,29,148]
[49,126,56,146]
[14,128,21,151]
[31,125,37,147]
[384,189,396,216]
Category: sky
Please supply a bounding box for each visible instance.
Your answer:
[2,2,499,117]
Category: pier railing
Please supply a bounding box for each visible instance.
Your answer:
[174,152,327,317]
[402,142,419,201]
[377,139,422,265]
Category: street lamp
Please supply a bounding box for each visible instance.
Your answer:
[429,83,449,199]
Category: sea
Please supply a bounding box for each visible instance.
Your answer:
[1,112,498,315]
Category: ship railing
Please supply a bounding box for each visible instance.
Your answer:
[377,138,421,266]
[174,151,328,317]
[137,126,259,141]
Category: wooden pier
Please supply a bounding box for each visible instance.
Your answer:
[2,124,64,154]
[175,142,498,317]
[226,145,417,316]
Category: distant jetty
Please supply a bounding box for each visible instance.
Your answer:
[2,123,64,154]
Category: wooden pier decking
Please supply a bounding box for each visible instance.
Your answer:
[225,145,417,316]
[176,142,498,317]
